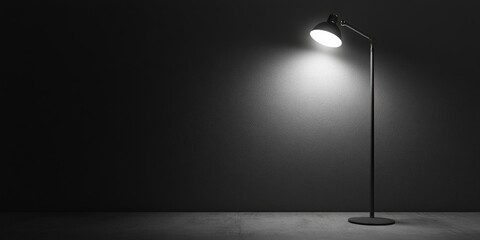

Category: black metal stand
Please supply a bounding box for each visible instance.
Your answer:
[341,21,395,226]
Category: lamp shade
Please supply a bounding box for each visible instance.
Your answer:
[310,15,342,48]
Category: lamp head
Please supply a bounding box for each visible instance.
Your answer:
[310,14,342,48]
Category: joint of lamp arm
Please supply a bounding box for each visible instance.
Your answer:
[340,20,375,44]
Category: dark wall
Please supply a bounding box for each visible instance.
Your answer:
[2,0,480,211]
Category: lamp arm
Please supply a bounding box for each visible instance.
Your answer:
[340,20,374,43]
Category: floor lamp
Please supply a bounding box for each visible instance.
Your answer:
[310,14,395,226]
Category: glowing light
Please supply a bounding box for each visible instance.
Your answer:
[310,29,342,48]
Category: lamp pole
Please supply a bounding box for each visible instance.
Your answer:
[342,20,393,226]
[341,20,380,221]
[370,41,375,219]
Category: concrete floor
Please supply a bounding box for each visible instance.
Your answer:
[1,212,479,240]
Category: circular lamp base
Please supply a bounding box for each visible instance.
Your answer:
[348,217,395,226]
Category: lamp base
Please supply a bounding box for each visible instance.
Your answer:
[348,217,395,226]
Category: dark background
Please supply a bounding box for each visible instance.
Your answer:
[2,0,479,211]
